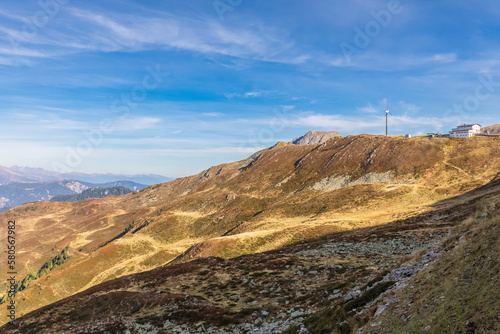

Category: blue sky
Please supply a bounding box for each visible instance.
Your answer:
[0,0,499,177]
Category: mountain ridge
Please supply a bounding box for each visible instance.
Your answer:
[50,186,133,202]
[0,165,171,185]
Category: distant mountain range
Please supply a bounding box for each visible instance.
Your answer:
[50,186,133,202]
[0,180,147,211]
[0,165,172,185]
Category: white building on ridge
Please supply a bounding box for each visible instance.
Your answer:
[449,124,481,138]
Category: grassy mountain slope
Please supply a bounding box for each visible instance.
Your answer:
[481,124,500,135]
[3,162,500,333]
[362,183,500,333]
[0,135,499,325]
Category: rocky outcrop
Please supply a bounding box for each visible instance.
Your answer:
[291,130,341,145]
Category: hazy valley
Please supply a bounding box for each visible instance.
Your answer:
[0,180,148,212]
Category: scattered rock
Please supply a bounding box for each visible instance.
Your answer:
[312,172,394,191]
[344,290,362,302]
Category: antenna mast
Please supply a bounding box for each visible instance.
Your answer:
[385,102,391,136]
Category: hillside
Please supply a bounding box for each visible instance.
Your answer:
[50,186,133,202]
[4,161,500,333]
[0,135,499,328]
[481,124,500,135]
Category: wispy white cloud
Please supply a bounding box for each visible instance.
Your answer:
[113,117,162,131]
[426,53,457,63]
[202,112,225,117]
[0,141,68,168]
[358,99,420,115]
[36,106,79,113]
[0,4,307,66]
[0,55,34,66]
[290,114,382,133]
[330,51,459,70]
[28,6,297,62]
[358,103,378,114]
[397,101,421,114]
[287,101,446,134]
[7,113,88,131]
[152,147,262,154]
[225,90,277,99]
